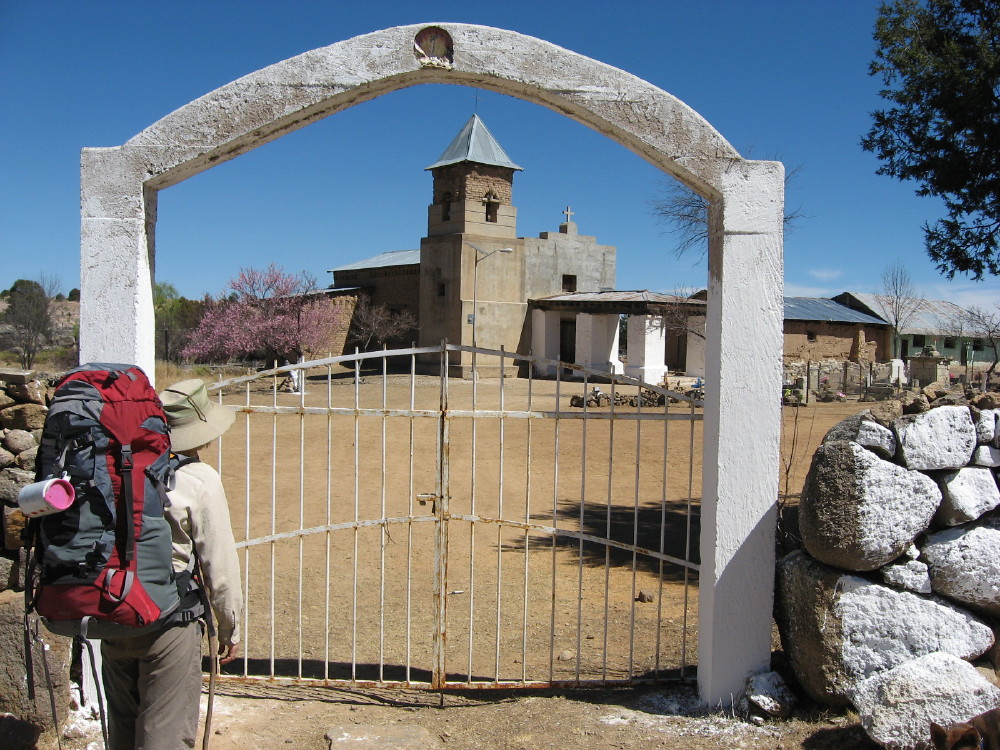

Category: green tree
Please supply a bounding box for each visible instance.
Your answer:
[862,0,1000,279]
[154,282,204,362]
[3,276,56,368]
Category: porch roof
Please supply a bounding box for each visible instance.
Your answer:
[529,290,705,315]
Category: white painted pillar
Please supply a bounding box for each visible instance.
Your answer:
[626,315,666,385]
[531,309,560,377]
[574,313,622,376]
[606,315,624,375]
[574,313,594,377]
[80,148,158,383]
[698,160,784,707]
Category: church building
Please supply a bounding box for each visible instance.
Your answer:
[329,114,619,377]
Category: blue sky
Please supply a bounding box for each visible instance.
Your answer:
[2,1,998,310]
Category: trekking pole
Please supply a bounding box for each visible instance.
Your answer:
[26,616,63,750]
[194,556,218,750]
[203,631,219,750]
[78,619,110,750]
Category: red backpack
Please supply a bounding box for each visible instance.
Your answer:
[25,363,199,638]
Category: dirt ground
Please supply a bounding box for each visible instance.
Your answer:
[56,370,878,750]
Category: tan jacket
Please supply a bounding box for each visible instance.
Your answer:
[166,460,243,646]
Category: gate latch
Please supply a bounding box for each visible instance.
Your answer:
[416,493,437,513]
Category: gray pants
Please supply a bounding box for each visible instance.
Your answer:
[101,621,203,750]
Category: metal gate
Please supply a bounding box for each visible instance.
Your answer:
[207,344,702,690]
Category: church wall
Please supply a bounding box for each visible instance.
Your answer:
[418,236,464,349]
[521,231,615,300]
[427,202,517,238]
[334,265,420,318]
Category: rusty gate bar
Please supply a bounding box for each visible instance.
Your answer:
[207,344,703,690]
[433,341,450,689]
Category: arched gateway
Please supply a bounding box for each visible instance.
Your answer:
[80,23,783,705]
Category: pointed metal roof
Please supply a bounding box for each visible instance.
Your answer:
[425,114,523,171]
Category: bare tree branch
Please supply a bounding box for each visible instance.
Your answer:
[869,262,925,359]
[650,163,807,260]
[963,305,1000,391]
[348,298,419,351]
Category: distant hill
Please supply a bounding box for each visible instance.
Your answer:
[0,299,79,351]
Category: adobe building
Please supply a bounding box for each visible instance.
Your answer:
[782,297,890,364]
[329,114,616,377]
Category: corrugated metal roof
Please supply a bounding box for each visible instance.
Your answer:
[784,297,888,324]
[425,114,523,171]
[844,293,966,335]
[329,249,419,272]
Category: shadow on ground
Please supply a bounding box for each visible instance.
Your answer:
[503,500,700,583]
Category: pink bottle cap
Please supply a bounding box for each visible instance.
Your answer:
[44,478,75,511]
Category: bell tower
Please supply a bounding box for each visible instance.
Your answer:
[425,114,521,238]
[418,114,526,376]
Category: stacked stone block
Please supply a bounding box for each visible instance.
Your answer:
[777,392,1000,749]
[0,369,72,748]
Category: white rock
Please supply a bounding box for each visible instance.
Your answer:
[800,441,941,571]
[857,420,898,460]
[974,444,1000,467]
[775,552,993,706]
[896,406,977,471]
[850,652,1000,750]
[977,408,999,444]
[881,559,932,594]
[923,515,1000,617]
[835,577,993,681]
[823,412,897,459]
[935,466,1000,526]
[745,670,797,719]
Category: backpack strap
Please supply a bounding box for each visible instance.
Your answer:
[118,445,135,563]
[157,454,210,622]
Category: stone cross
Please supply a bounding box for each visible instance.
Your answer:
[563,205,574,223]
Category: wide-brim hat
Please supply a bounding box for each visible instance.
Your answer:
[159,379,236,452]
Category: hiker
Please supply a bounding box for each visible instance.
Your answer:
[100,378,243,750]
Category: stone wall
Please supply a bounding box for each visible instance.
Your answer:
[777,389,1000,748]
[0,369,73,748]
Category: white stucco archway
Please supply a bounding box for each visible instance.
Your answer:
[80,23,783,705]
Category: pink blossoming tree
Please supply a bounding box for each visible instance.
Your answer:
[182,265,346,365]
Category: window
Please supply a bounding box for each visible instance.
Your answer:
[483,190,499,223]
[944,338,956,349]
[806,330,817,342]
[562,275,577,292]
[441,191,452,222]
[974,338,984,351]
[912,334,926,347]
